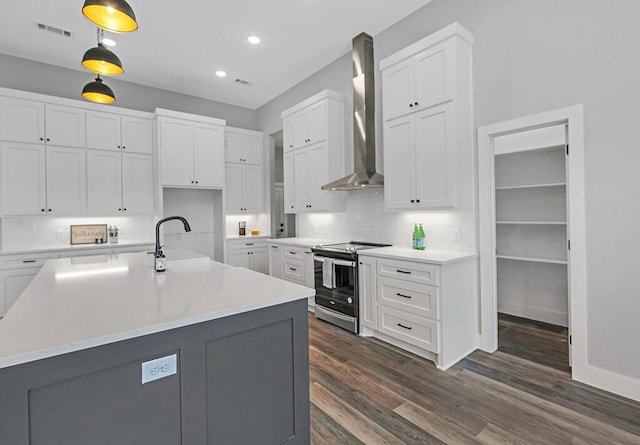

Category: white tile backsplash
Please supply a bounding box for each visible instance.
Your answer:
[225,214,271,237]
[297,188,477,252]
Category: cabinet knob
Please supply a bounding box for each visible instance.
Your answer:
[191,180,194,184]
[409,103,414,108]
[410,199,415,203]
[118,145,121,149]
[414,102,419,106]
[118,208,122,211]
[123,208,127,211]
[39,137,44,141]
[416,199,420,203]
[46,138,50,142]
[41,208,45,212]
[122,146,126,150]
[48,209,52,212]
[195,181,199,184]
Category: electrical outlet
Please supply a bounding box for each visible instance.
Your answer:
[451,228,461,241]
[141,354,177,384]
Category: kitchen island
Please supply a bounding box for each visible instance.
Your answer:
[0,250,313,445]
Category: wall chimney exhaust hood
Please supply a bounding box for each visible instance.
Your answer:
[322,32,383,191]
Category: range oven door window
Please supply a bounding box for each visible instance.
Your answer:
[314,257,356,317]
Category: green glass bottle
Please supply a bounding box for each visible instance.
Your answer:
[412,223,419,250]
[417,223,426,250]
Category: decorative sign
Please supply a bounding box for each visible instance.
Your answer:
[70,224,108,245]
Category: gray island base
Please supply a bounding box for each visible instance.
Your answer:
[0,298,309,445]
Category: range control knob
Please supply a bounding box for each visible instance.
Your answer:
[347,297,353,304]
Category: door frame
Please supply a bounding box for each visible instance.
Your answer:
[477,105,586,379]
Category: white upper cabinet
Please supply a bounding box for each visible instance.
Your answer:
[87,150,123,215]
[281,90,345,214]
[1,142,46,216]
[0,98,85,147]
[122,153,154,214]
[157,110,225,189]
[45,146,86,215]
[224,127,264,214]
[87,111,153,154]
[381,23,474,211]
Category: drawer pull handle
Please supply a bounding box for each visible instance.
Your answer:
[289,267,297,271]
[271,246,278,249]
[22,260,37,263]
[288,251,297,255]
[397,323,413,331]
[246,243,254,246]
[396,269,411,274]
[396,293,412,299]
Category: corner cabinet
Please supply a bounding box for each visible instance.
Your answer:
[380,23,474,211]
[227,238,268,274]
[224,127,264,214]
[156,109,225,189]
[281,90,345,214]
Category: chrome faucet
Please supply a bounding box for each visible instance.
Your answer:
[154,216,192,272]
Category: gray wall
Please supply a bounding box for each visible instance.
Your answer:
[256,0,640,382]
[0,53,258,129]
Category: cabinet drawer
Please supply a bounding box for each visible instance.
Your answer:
[283,246,305,259]
[378,305,440,353]
[378,276,440,320]
[228,238,268,250]
[0,252,58,269]
[377,258,440,286]
[283,258,305,284]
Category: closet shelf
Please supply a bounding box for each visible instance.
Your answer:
[496,221,567,225]
[495,182,566,191]
[497,255,567,265]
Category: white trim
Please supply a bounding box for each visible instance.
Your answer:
[379,22,474,71]
[478,105,588,376]
[498,301,568,327]
[154,108,226,126]
[225,126,263,137]
[280,89,344,119]
[0,87,154,119]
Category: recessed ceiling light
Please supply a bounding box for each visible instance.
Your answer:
[102,37,116,47]
[216,70,227,78]
[248,35,261,45]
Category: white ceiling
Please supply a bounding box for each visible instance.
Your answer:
[0,0,431,109]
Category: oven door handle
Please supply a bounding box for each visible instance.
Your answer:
[313,257,356,268]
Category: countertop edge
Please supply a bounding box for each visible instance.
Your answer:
[1,241,155,256]
[358,247,478,265]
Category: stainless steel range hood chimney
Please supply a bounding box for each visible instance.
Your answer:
[322,32,383,191]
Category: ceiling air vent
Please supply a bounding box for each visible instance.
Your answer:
[234,78,253,87]
[36,22,72,38]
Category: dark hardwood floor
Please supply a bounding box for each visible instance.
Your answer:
[308,314,640,444]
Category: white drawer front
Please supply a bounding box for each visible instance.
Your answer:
[283,258,305,284]
[283,246,305,259]
[378,305,440,353]
[376,258,440,286]
[0,252,58,269]
[228,238,268,250]
[378,276,440,320]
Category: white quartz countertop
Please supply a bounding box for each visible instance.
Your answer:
[267,237,343,248]
[0,241,155,256]
[0,249,314,369]
[226,234,272,241]
[359,246,477,264]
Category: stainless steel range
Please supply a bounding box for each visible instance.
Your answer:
[311,242,390,333]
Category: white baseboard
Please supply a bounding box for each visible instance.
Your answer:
[498,301,568,327]
[574,363,640,403]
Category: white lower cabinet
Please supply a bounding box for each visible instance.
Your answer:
[358,251,478,370]
[268,242,315,310]
[227,238,268,274]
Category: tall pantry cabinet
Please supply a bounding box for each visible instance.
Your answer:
[380,23,474,211]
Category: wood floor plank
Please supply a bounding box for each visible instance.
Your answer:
[310,403,365,445]
[475,423,545,445]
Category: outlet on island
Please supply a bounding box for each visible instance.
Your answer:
[141,354,177,384]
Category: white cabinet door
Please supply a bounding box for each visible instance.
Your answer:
[306,101,327,146]
[0,142,46,215]
[293,147,312,210]
[308,143,328,211]
[251,248,268,274]
[44,105,85,148]
[242,165,264,213]
[193,123,224,187]
[87,149,122,215]
[86,111,121,151]
[359,255,377,330]
[225,164,244,213]
[293,110,310,149]
[228,249,250,268]
[283,117,295,152]
[0,268,39,317]
[46,146,86,215]
[225,132,243,164]
[0,97,45,144]
[382,58,414,121]
[383,116,416,209]
[122,153,154,214]
[160,118,193,186]
[283,151,295,213]
[415,104,455,208]
[268,245,283,278]
[121,117,153,154]
[242,133,263,165]
[413,42,452,111]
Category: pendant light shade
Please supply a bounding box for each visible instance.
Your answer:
[82,0,138,33]
[82,76,116,104]
[82,43,124,76]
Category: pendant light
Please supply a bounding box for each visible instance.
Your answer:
[82,28,124,76]
[82,0,138,33]
[82,75,116,104]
